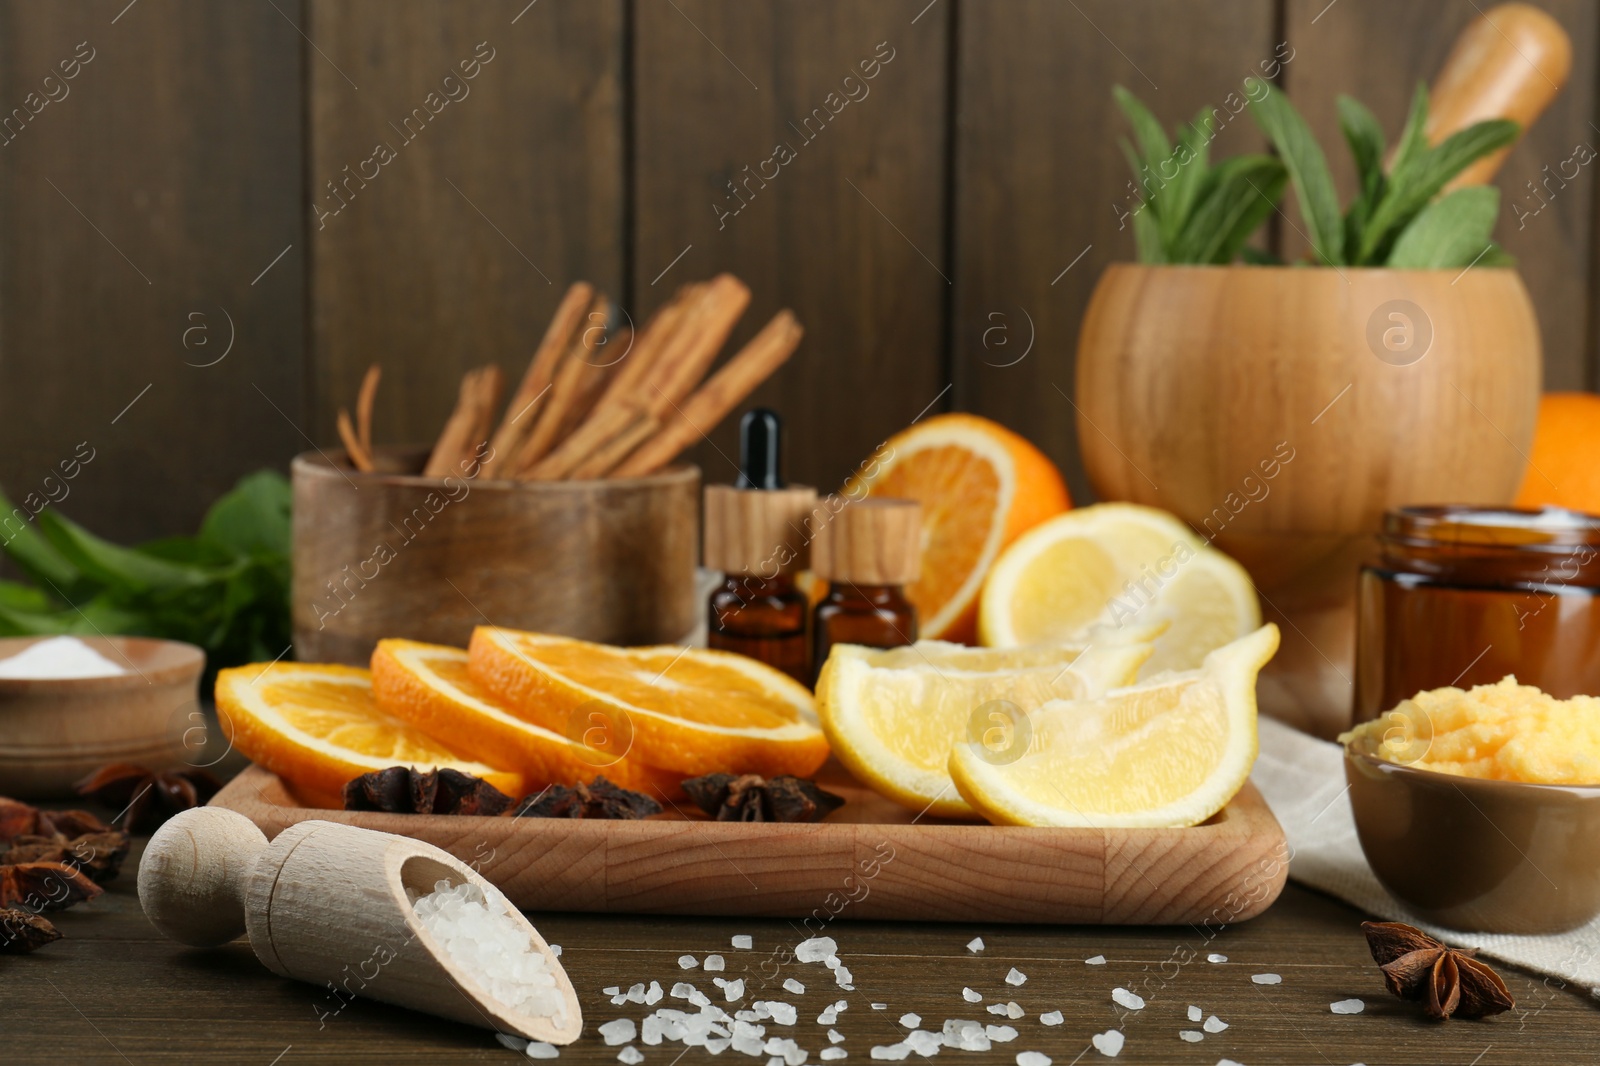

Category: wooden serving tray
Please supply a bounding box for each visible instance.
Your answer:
[211,763,1288,925]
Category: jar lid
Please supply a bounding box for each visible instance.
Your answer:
[703,485,818,575]
[811,497,922,585]
[1383,506,1600,552]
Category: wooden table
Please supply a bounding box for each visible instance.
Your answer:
[7,834,1597,1065]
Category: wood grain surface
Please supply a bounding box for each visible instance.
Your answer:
[9,829,1600,1065]
[210,763,1288,926]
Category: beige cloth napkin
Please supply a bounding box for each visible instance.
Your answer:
[1251,715,1600,998]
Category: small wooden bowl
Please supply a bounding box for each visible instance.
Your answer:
[291,448,700,665]
[0,636,206,798]
[1345,749,1600,934]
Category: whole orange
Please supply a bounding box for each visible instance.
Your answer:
[1514,392,1600,515]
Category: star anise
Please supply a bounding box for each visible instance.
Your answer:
[682,773,844,823]
[512,777,661,820]
[0,800,130,883]
[0,907,62,954]
[1362,920,1515,1020]
[0,862,102,911]
[343,766,514,816]
[75,763,222,833]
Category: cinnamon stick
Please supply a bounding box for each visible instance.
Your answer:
[637,273,750,417]
[610,310,803,478]
[509,295,609,474]
[336,408,373,472]
[423,365,504,478]
[479,281,594,479]
[570,411,660,479]
[356,363,381,459]
[524,403,641,481]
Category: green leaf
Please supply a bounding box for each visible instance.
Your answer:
[200,470,291,559]
[36,508,215,592]
[1174,155,1288,264]
[1387,186,1501,269]
[0,581,55,613]
[1113,86,1172,179]
[1157,109,1216,249]
[1338,95,1387,204]
[1131,207,1166,263]
[1387,84,1432,182]
[1240,245,1285,265]
[1361,118,1520,263]
[1250,80,1345,265]
[0,490,88,597]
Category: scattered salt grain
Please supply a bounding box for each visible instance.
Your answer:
[769,1002,798,1025]
[961,988,981,1003]
[725,979,746,1002]
[986,1004,1007,1016]
[1039,1011,1062,1026]
[899,1013,921,1028]
[410,881,564,1022]
[1089,1029,1123,1058]
[626,983,648,1004]
[942,1019,989,1052]
[835,1001,848,1012]
[672,982,695,999]
[550,945,561,957]
[967,937,985,953]
[1005,1002,1023,1019]
[870,1044,911,1061]
[525,1042,559,1059]
[680,956,699,969]
[1187,1005,1201,1022]
[1206,954,1227,964]
[733,935,754,949]
[1084,955,1106,966]
[834,966,854,987]
[824,1028,843,1044]
[600,1019,637,1046]
[1005,968,1027,986]
[817,1007,838,1025]
[498,1034,529,1052]
[796,937,837,963]
[784,978,806,995]
[605,986,621,996]
[644,981,664,1005]
[1217,1060,1246,1066]
[820,1050,847,1061]
[1016,1054,1052,1066]
[0,636,127,679]
[1111,988,1144,1011]
[1251,973,1282,985]
[985,1025,1017,1042]
[871,1003,887,1011]
[689,990,712,1008]
[1330,998,1365,1015]
[825,955,841,969]
[705,955,726,972]
[1178,1031,1203,1043]
[1203,1015,1228,1033]
[617,1047,644,1065]
[905,1030,943,1057]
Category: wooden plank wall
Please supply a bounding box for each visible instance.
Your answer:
[1,0,1596,539]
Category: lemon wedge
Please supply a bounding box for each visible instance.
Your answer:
[949,624,1280,828]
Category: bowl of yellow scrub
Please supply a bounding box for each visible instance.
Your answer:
[1342,677,1600,934]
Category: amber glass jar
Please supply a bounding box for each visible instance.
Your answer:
[1354,506,1600,722]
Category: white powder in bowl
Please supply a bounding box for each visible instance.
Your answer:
[0,636,127,679]
[411,879,565,1023]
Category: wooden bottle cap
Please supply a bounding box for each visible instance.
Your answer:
[703,484,818,575]
[811,496,923,585]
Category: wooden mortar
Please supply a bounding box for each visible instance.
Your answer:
[292,448,699,665]
[138,807,582,1042]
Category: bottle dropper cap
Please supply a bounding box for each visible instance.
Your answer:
[703,409,816,576]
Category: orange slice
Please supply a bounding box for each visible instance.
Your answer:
[371,639,681,796]
[848,413,1069,643]
[216,662,523,809]
[468,627,828,779]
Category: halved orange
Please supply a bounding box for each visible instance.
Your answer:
[468,627,828,779]
[371,639,681,796]
[847,413,1069,643]
[216,662,523,809]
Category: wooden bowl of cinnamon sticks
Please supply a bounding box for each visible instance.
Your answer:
[293,274,803,664]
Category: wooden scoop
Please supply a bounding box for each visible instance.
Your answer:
[1425,1,1572,188]
[137,807,582,1043]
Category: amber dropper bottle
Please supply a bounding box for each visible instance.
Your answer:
[703,410,817,685]
[811,496,922,681]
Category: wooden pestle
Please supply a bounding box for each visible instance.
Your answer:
[1426,2,1572,189]
[137,807,582,1043]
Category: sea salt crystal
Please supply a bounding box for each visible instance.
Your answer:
[828,1029,845,1043]
[834,966,853,987]
[817,1007,838,1025]
[498,1034,529,1051]
[796,937,837,963]
[1178,1031,1203,1043]
[1016,1054,1052,1066]
[1217,1060,1246,1066]
[1203,1015,1228,1033]
[0,636,126,679]
[1005,1002,1023,1020]
[1005,968,1027,987]
[1084,956,1106,966]
[617,1047,644,1064]
[725,979,746,1002]
[942,1019,989,1052]
[825,955,841,969]
[705,955,726,972]
[525,1042,559,1059]
[899,1013,921,1028]
[672,982,695,999]
[1331,998,1365,1015]
[870,1045,911,1061]
[820,1050,847,1061]
[904,1030,942,1057]
[1206,954,1227,964]
[1111,988,1144,1011]
[769,1002,798,1025]
[605,987,622,996]
[1089,1029,1123,1058]
[1187,1006,1201,1022]
[961,988,981,1003]
[1251,973,1282,985]
[410,881,564,1022]
[733,935,754,949]
[986,1004,1007,1016]
[966,938,985,953]
[611,995,628,1006]
[690,991,712,1008]
[784,979,806,995]
[645,981,664,1005]
[627,983,648,1004]
[985,1025,1017,1043]
[1039,1011,1062,1026]
[550,945,561,957]
[835,1001,848,1012]
[870,1003,885,1010]
[599,1019,637,1045]
[680,956,699,969]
